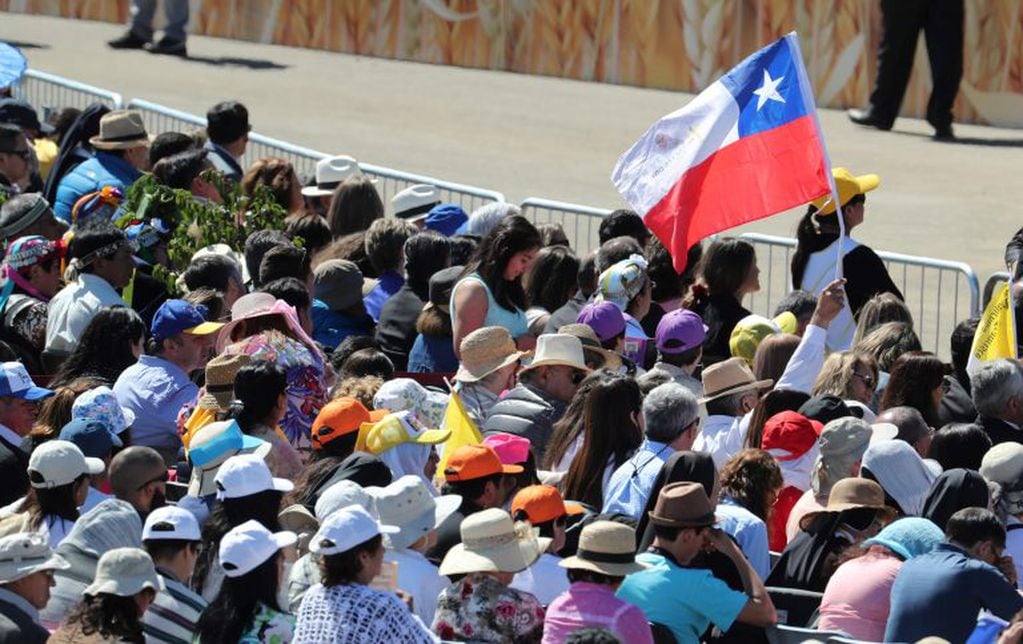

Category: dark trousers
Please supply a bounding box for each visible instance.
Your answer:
[868,0,964,130]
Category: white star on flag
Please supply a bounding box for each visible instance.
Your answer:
[752,69,785,111]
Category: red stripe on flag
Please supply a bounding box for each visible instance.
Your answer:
[643,114,830,272]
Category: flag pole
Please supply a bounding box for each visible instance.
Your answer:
[786,31,845,281]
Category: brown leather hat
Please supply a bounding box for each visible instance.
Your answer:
[648,481,719,528]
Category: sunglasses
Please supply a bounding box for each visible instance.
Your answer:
[852,371,876,390]
[136,470,169,491]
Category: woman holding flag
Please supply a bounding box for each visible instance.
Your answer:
[791,168,902,352]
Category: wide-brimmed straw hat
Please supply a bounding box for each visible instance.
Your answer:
[559,521,649,577]
[697,357,773,405]
[89,110,150,150]
[302,155,373,197]
[799,476,896,530]
[558,323,622,370]
[438,508,550,576]
[455,326,529,383]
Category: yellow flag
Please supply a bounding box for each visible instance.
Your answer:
[435,385,483,485]
[967,281,1017,376]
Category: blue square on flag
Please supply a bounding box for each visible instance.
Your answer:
[722,38,811,138]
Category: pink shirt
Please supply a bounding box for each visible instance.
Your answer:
[818,548,903,641]
[785,489,828,542]
[542,582,653,644]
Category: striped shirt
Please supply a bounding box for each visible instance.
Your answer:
[143,567,207,644]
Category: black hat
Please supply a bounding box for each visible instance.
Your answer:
[798,394,859,424]
[429,265,463,307]
[0,99,52,135]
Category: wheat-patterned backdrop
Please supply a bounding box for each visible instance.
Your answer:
[3,0,1021,125]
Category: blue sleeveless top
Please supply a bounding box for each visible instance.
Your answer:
[451,273,528,338]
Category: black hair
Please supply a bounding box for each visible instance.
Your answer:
[462,215,541,311]
[525,245,580,314]
[144,538,199,562]
[448,235,479,266]
[929,423,992,471]
[51,307,146,387]
[513,510,559,539]
[652,523,682,543]
[232,361,288,432]
[258,244,309,287]
[946,507,1006,549]
[331,335,377,372]
[595,236,643,275]
[644,236,686,302]
[599,209,649,246]
[284,212,331,256]
[0,123,21,148]
[404,230,451,290]
[149,131,196,167]
[184,288,226,323]
[364,218,416,274]
[244,229,291,288]
[197,550,281,644]
[442,473,503,503]
[205,101,250,145]
[319,534,384,586]
[792,202,847,288]
[67,222,127,274]
[64,592,146,642]
[340,348,394,381]
[192,489,283,593]
[565,628,622,644]
[261,277,311,312]
[182,254,242,294]
[576,254,598,298]
[536,222,570,247]
[565,569,624,586]
[951,318,980,390]
[683,238,757,308]
[152,149,210,191]
[21,474,86,528]
[774,289,818,322]
[704,392,749,419]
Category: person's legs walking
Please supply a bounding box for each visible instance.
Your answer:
[146,0,190,56]
[849,0,926,130]
[107,0,157,49]
[923,0,965,139]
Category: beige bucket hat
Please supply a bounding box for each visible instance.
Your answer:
[438,508,550,576]
[559,520,649,577]
[89,110,150,150]
[455,326,529,383]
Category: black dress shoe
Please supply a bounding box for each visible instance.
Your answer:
[145,37,187,57]
[932,126,956,142]
[107,31,150,50]
[847,108,893,131]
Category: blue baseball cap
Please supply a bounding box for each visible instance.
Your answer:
[188,420,267,469]
[59,418,122,459]
[151,299,224,342]
[0,362,53,401]
[424,204,468,237]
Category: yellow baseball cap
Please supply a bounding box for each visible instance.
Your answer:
[811,168,880,215]
[362,411,451,455]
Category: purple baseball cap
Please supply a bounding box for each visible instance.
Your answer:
[656,309,708,354]
[576,301,626,343]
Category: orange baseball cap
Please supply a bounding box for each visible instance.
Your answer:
[311,397,387,450]
[511,485,584,524]
[443,444,522,482]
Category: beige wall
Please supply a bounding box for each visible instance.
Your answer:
[5,0,1021,126]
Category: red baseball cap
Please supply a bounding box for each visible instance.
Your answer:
[761,411,822,461]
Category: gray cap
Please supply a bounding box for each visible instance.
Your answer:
[0,193,52,240]
[819,417,872,458]
[0,533,69,584]
[314,259,363,311]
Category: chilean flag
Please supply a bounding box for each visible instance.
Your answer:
[612,33,831,271]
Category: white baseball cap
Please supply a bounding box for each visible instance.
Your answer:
[309,506,398,556]
[219,519,296,578]
[143,506,201,542]
[28,440,104,489]
[214,453,293,500]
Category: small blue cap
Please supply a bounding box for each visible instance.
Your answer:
[59,418,122,459]
[424,204,468,237]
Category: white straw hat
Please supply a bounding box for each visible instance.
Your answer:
[84,547,164,597]
[456,327,529,383]
[302,155,371,197]
[28,440,104,489]
[219,519,296,578]
[392,183,440,221]
[372,475,461,550]
[438,508,550,576]
[520,333,590,373]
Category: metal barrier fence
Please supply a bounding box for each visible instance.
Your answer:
[520,198,611,257]
[14,69,124,116]
[739,232,980,359]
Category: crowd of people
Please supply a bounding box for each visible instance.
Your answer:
[1,88,1023,644]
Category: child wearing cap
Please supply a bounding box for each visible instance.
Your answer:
[293,506,436,643]
[508,485,582,605]
[197,520,297,644]
[141,506,207,644]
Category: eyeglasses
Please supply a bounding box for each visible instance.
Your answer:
[852,371,876,390]
[136,470,169,491]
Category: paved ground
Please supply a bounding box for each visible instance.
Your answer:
[2,13,1022,283]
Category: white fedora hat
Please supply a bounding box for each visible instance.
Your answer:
[520,333,591,373]
[302,155,373,197]
[392,184,441,221]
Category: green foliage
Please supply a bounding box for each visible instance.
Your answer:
[118,170,289,295]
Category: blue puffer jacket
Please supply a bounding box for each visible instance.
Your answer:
[53,152,142,222]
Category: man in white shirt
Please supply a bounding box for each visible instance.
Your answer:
[695,358,773,471]
[45,223,134,355]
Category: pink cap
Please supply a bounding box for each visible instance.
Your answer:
[482,433,531,465]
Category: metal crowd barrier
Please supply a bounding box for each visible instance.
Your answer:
[520,198,611,257]
[360,162,506,215]
[739,232,981,359]
[14,69,124,116]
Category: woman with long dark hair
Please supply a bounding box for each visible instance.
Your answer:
[50,307,145,388]
[744,389,811,449]
[524,245,579,335]
[451,215,541,357]
[561,374,644,508]
[43,102,110,204]
[49,547,161,644]
[197,520,297,643]
[791,168,902,352]
[326,176,384,238]
[683,238,761,365]
[231,361,302,479]
[879,351,947,428]
[543,371,613,473]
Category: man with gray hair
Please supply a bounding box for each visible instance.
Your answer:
[602,381,700,519]
[972,358,1023,446]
